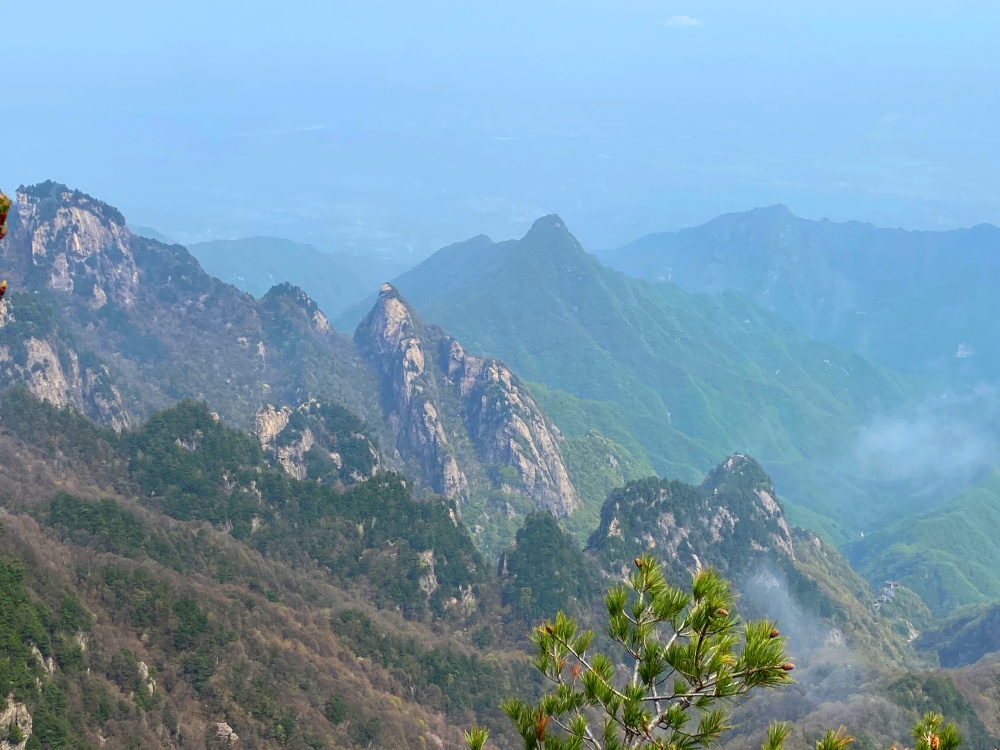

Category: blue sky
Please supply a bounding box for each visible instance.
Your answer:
[4,1,999,256]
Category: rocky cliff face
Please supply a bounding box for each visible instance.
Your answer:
[355,284,578,547]
[9,181,138,310]
[0,697,32,750]
[355,285,468,500]
[0,183,381,430]
[588,454,794,581]
[444,338,578,515]
[0,298,131,431]
[0,182,581,554]
[253,399,380,485]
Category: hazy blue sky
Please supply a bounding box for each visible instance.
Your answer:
[4,1,1000,257]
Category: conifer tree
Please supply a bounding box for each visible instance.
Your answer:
[470,553,794,749]
[468,555,966,750]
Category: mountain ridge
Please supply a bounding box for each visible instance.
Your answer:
[1,181,1000,749]
[1,182,593,556]
[600,205,1000,382]
[372,212,918,542]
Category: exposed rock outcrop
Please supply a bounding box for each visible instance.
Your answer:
[1,182,383,432]
[137,661,156,696]
[355,284,578,518]
[0,301,131,431]
[253,399,380,485]
[446,338,578,515]
[589,454,794,581]
[417,549,439,596]
[12,181,139,309]
[355,285,468,500]
[0,696,31,750]
[214,722,239,745]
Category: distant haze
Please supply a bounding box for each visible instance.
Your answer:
[5,1,1000,258]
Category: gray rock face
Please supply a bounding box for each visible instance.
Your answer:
[355,285,469,500]
[0,300,131,431]
[355,284,578,517]
[253,400,381,485]
[0,696,32,750]
[13,182,139,310]
[590,454,795,580]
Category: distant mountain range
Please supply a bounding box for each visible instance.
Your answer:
[130,224,177,244]
[348,213,927,543]
[186,236,408,320]
[3,181,1000,748]
[599,205,1000,384]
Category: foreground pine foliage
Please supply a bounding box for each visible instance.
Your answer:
[467,556,965,750]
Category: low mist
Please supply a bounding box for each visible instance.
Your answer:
[856,386,1000,483]
[729,565,868,744]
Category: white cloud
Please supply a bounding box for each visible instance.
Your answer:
[660,15,703,27]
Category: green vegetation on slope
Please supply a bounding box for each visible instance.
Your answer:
[0,390,546,748]
[331,608,541,740]
[849,471,1000,617]
[498,512,597,625]
[602,205,1000,384]
[887,672,995,750]
[916,604,1000,668]
[389,216,913,540]
[2,383,998,750]
[557,428,655,542]
[274,399,381,484]
[127,399,486,617]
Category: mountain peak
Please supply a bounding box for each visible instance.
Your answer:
[750,204,793,217]
[589,454,794,581]
[523,213,573,241]
[8,180,137,306]
[261,282,334,333]
[715,204,796,228]
[17,180,127,227]
[356,283,420,357]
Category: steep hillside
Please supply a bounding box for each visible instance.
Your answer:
[355,284,579,555]
[3,181,382,430]
[0,388,541,749]
[252,399,382,485]
[588,455,795,583]
[916,604,1000,668]
[497,512,599,625]
[188,236,377,320]
[2,184,592,557]
[849,471,1000,617]
[585,454,921,670]
[574,454,995,750]
[0,292,131,431]
[1,387,998,750]
[602,206,1000,383]
[382,215,914,540]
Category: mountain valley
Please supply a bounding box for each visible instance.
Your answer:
[0,182,998,749]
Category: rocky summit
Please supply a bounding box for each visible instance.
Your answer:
[355,283,579,553]
[0,183,581,556]
[1,180,999,750]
